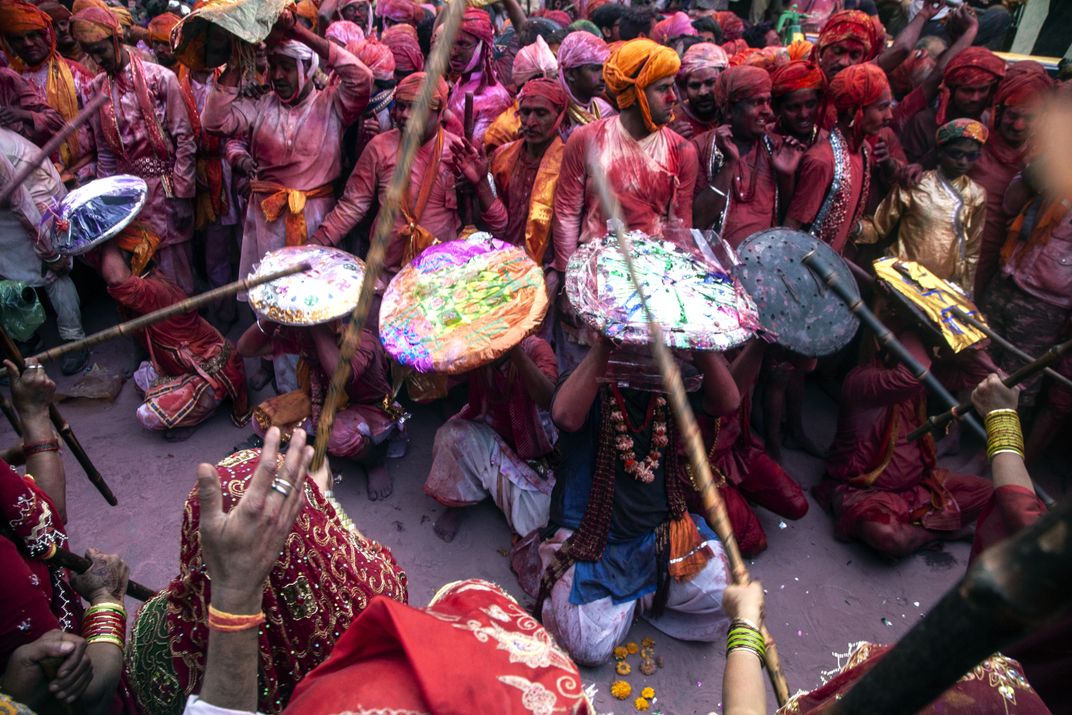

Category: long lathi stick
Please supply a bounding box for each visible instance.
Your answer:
[310,0,467,471]
[586,152,790,705]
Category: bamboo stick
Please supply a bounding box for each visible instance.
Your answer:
[586,152,791,705]
[311,0,467,471]
[6,261,311,370]
[802,250,987,441]
[49,547,157,601]
[907,337,1072,441]
[0,92,107,207]
[0,325,116,505]
[950,307,1072,391]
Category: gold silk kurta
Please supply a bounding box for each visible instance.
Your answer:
[870,170,986,292]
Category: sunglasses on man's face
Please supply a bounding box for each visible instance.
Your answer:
[942,147,980,161]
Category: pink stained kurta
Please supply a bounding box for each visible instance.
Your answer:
[201,44,372,280]
[445,69,513,147]
[551,117,698,272]
[314,128,508,275]
[692,128,779,249]
[0,67,64,147]
[785,136,866,255]
[968,143,1021,298]
[84,57,197,292]
[16,58,96,178]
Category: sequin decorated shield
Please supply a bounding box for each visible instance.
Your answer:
[735,228,859,357]
[51,175,148,256]
[379,233,548,375]
[565,233,760,350]
[247,245,364,326]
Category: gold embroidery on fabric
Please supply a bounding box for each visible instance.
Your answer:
[280,575,319,620]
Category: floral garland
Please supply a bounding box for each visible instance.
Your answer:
[608,386,669,484]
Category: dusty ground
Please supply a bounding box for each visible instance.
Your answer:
[9,287,1068,715]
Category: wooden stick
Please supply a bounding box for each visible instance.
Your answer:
[586,152,791,705]
[49,547,157,601]
[311,0,467,471]
[802,250,987,441]
[0,92,107,207]
[4,261,311,370]
[951,307,1072,391]
[0,325,117,505]
[826,495,1072,715]
[907,337,1072,442]
[461,92,476,227]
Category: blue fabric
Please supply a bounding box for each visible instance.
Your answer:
[569,514,716,605]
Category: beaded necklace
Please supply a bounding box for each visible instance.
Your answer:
[608,384,669,484]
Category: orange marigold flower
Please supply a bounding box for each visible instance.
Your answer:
[611,680,632,700]
[613,646,629,660]
[635,696,651,711]
[641,686,655,699]
[641,637,655,648]
[626,641,639,654]
[616,661,632,676]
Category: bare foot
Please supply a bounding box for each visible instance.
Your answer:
[310,455,333,493]
[434,507,463,542]
[366,461,393,501]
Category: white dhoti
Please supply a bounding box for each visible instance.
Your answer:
[424,417,554,538]
[537,527,731,667]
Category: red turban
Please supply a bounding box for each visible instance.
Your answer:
[651,11,696,45]
[714,64,771,113]
[382,24,423,73]
[557,30,609,69]
[36,0,71,22]
[147,12,180,45]
[816,10,884,62]
[395,71,448,110]
[888,47,933,98]
[679,42,728,80]
[378,0,421,25]
[518,76,569,124]
[348,38,395,82]
[714,11,744,42]
[732,45,788,72]
[937,46,1006,123]
[771,59,825,98]
[828,61,889,140]
[0,0,52,34]
[461,7,494,45]
[994,60,1052,108]
[533,8,571,27]
[721,38,748,57]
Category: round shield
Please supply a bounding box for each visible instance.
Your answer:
[735,228,859,357]
[247,245,364,326]
[565,232,760,351]
[380,233,548,375]
[51,175,148,256]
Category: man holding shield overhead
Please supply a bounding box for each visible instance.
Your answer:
[201,8,373,283]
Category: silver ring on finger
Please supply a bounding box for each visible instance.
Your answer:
[270,477,293,497]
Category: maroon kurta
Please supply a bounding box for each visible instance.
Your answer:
[786,135,867,254]
[692,128,779,248]
[969,142,1021,297]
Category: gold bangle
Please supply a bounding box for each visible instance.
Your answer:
[984,408,1018,418]
[86,602,126,617]
[85,635,124,649]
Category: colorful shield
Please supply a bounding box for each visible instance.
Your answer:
[247,245,364,326]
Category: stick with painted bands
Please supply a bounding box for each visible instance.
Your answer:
[5,261,311,370]
[0,92,107,207]
[586,153,791,706]
[950,307,1072,392]
[311,0,467,471]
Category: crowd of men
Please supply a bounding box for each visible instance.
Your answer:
[1,0,1070,712]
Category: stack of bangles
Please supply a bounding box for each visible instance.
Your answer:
[985,408,1024,461]
[726,618,767,665]
[207,604,266,632]
[82,602,126,649]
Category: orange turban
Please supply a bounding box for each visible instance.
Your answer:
[71,5,121,43]
[395,71,448,110]
[771,59,825,98]
[714,11,744,41]
[786,38,813,61]
[295,0,319,33]
[0,0,52,34]
[816,10,884,62]
[71,0,108,13]
[604,38,680,131]
[147,12,181,45]
[828,61,889,139]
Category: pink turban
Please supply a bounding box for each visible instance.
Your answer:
[678,42,729,80]
[347,38,395,82]
[326,20,365,47]
[556,30,610,69]
[651,11,696,45]
[382,24,423,73]
[460,7,494,45]
[378,0,421,25]
[512,35,558,86]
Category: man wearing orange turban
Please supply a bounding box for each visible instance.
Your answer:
[771,59,825,147]
[147,12,181,68]
[785,62,891,254]
[552,38,698,348]
[312,71,507,279]
[0,0,95,178]
[72,5,199,293]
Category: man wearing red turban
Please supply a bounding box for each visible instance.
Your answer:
[670,42,728,140]
[381,24,423,81]
[903,45,1006,169]
[0,0,95,181]
[443,8,512,147]
[785,63,891,254]
[971,62,1054,297]
[771,59,825,148]
[312,72,507,280]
